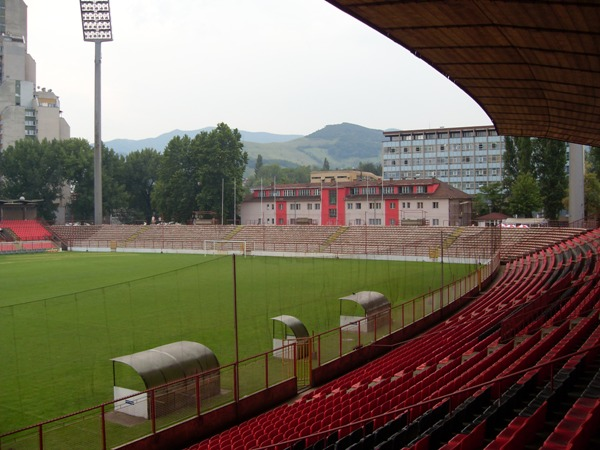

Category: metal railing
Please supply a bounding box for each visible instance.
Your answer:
[0,344,297,450]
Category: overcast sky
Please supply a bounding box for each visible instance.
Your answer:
[25,0,491,142]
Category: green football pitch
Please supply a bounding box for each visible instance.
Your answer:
[0,251,474,434]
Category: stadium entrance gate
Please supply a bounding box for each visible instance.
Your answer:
[295,337,311,389]
[271,315,312,389]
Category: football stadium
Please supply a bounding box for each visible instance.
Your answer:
[2,0,600,449]
[1,220,600,450]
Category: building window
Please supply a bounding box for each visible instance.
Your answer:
[417,202,424,209]
[307,204,313,210]
[402,202,411,208]
[368,218,382,225]
[329,190,337,205]
[278,218,284,224]
[369,202,381,210]
[401,186,411,194]
[416,186,426,193]
[278,204,283,210]
[356,203,362,209]
[432,219,439,226]
[329,208,337,218]
[347,203,353,209]
[362,187,376,195]
[433,202,439,209]
[390,219,396,225]
[355,218,362,225]
[390,202,396,209]
[315,203,321,210]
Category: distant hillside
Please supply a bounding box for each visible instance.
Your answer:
[106,128,303,154]
[105,122,383,170]
[245,123,383,169]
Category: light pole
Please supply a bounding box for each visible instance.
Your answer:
[80,0,113,225]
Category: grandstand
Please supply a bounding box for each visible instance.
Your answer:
[0,219,59,253]
[49,224,587,263]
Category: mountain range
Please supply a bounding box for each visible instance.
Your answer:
[105,123,385,169]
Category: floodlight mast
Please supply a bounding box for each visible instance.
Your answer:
[79,0,113,225]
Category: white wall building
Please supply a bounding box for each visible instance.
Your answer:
[382,125,505,195]
[241,176,473,227]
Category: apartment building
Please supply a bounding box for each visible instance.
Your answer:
[0,0,70,150]
[382,125,504,195]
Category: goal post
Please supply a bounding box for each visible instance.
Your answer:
[203,240,249,256]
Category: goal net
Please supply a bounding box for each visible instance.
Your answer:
[203,240,249,256]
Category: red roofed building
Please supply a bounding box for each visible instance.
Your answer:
[241,175,472,227]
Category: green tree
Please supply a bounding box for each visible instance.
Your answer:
[357,161,382,176]
[589,146,600,176]
[0,139,66,221]
[123,148,162,223]
[322,157,330,170]
[248,163,313,187]
[532,139,567,220]
[60,141,128,223]
[254,154,263,177]
[508,173,542,217]
[195,123,248,224]
[62,138,95,222]
[152,135,200,223]
[503,136,533,192]
[152,123,248,224]
[101,148,129,220]
[473,182,506,216]
[584,172,600,219]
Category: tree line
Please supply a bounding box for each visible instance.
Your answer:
[0,123,248,224]
[1,127,597,225]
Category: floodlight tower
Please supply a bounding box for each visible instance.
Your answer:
[79,0,113,225]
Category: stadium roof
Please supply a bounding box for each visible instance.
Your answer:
[326,1,600,146]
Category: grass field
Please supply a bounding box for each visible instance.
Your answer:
[0,251,474,434]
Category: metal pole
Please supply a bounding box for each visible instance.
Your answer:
[366,178,369,226]
[232,254,240,400]
[440,230,444,307]
[94,42,103,225]
[336,178,339,225]
[221,178,224,225]
[233,178,237,225]
[381,177,384,226]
